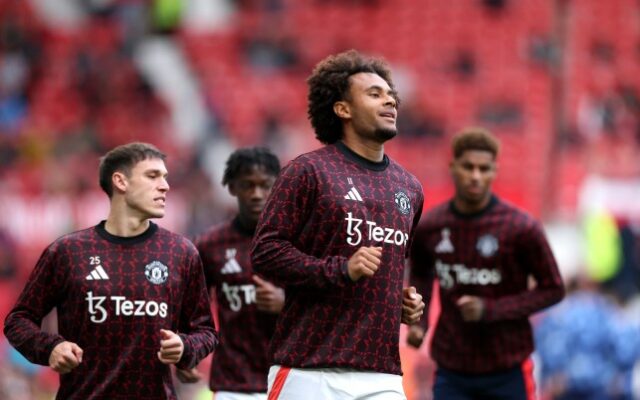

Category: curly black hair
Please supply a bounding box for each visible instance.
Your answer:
[222,147,281,186]
[307,49,399,144]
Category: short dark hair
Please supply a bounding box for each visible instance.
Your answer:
[307,49,399,144]
[99,142,166,197]
[222,147,281,186]
[451,127,500,159]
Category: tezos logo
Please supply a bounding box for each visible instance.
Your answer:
[145,261,168,284]
[222,282,256,312]
[435,260,501,290]
[344,212,409,247]
[394,191,411,215]
[85,291,168,324]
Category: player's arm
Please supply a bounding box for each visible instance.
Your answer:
[406,223,435,348]
[175,366,203,383]
[172,238,217,379]
[169,247,218,370]
[251,161,353,290]
[3,245,77,368]
[482,220,565,322]
[401,195,426,326]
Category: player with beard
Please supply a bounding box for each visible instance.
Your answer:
[4,142,217,399]
[251,50,425,400]
[407,127,564,399]
[178,147,284,400]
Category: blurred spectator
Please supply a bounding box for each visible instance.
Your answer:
[396,100,445,139]
[0,340,49,400]
[0,6,42,136]
[482,0,508,12]
[534,276,640,399]
[151,0,183,34]
[578,82,640,144]
[0,229,17,279]
[476,99,524,128]
[242,23,300,73]
[527,33,556,69]
[449,49,476,82]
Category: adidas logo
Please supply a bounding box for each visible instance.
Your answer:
[221,259,242,274]
[435,228,454,254]
[86,265,110,280]
[221,248,242,274]
[344,187,363,202]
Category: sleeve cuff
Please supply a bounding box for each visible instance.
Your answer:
[340,261,353,284]
[174,334,193,369]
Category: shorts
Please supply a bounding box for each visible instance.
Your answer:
[214,391,268,400]
[267,365,406,400]
[433,358,536,400]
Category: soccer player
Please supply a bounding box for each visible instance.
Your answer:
[180,147,284,400]
[4,142,217,399]
[251,49,425,400]
[407,127,565,399]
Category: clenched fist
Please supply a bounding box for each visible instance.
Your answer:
[347,246,382,281]
[157,329,184,364]
[49,341,83,374]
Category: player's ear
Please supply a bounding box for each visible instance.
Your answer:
[111,171,127,194]
[333,101,350,119]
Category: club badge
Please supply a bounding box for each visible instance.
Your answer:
[145,261,169,285]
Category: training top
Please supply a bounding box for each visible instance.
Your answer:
[251,141,424,375]
[4,221,217,400]
[409,196,564,373]
[193,218,278,393]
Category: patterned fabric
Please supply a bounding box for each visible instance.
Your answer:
[409,196,564,373]
[4,221,217,399]
[193,218,277,393]
[251,142,424,375]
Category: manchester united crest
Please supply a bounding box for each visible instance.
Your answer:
[394,191,411,215]
[476,234,499,258]
[145,261,169,285]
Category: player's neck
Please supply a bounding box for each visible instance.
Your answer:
[104,211,151,237]
[340,135,384,162]
[453,195,492,215]
[235,214,257,234]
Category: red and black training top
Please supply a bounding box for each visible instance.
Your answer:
[410,197,564,374]
[252,142,424,375]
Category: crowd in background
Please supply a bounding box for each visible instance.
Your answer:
[1,0,639,399]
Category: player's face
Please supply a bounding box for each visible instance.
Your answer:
[450,150,496,208]
[344,72,398,143]
[123,158,170,219]
[229,166,277,227]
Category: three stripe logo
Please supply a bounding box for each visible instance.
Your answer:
[220,248,242,274]
[344,187,363,202]
[86,265,110,280]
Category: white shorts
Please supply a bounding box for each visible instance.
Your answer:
[214,391,268,400]
[267,365,406,400]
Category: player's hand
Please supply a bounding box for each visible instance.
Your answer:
[406,324,426,349]
[347,246,382,281]
[158,329,184,364]
[49,341,83,374]
[401,286,425,325]
[253,275,285,313]
[176,367,203,383]
[457,295,485,321]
